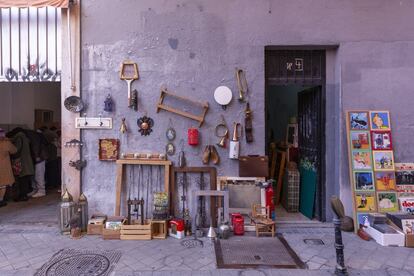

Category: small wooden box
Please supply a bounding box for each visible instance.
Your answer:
[102,228,120,240]
[152,220,167,239]
[87,214,107,235]
[120,220,152,240]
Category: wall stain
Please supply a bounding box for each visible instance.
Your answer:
[189,52,196,59]
[168,38,179,50]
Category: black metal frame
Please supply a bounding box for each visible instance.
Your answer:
[264,48,327,221]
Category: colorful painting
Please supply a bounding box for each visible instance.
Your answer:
[372,150,395,171]
[371,131,392,150]
[349,111,369,130]
[350,131,370,150]
[355,192,376,212]
[352,151,372,170]
[375,171,396,191]
[370,111,391,130]
[354,171,375,191]
[98,139,120,161]
[357,213,370,226]
[377,192,399,212]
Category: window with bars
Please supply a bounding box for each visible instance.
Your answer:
[0,7,61,82]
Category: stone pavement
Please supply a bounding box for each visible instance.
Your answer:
[0,193,413,275]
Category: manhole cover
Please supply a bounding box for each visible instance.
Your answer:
[181,238,204,248]
[303,238,324,245]
[35,249,121,276]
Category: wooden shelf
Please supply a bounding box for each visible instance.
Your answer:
[116,159,172,165]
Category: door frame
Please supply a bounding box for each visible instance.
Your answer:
[264,47,327,221]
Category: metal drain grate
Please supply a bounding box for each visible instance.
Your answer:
[35,249,121,276]
[215,236,306,269]
[303,238,325,245]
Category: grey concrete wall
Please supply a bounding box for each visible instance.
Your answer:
[80,0,414,218]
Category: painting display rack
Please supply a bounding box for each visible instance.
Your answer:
[114,159,172,216]
[156,88,209,127]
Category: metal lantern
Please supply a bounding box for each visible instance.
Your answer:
[78,193,88,232]
[59,189,75,234]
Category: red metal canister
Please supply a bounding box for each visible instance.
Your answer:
[232,214,244,235]
[188,128,199,146]
[265,186,275,219]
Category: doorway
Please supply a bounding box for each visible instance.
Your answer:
[265,49,326,222]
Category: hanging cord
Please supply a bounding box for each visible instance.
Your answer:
[145,166,150,219]
[66,6,75,91]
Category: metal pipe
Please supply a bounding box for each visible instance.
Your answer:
[9,8,11,70]
[18,8,21,75]
[1,8,3,75]
[27,7,30,72]
[46,7,48,70]
[36,8,39,78]
[54,8,57,75]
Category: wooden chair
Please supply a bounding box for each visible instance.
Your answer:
[250,204,276,237]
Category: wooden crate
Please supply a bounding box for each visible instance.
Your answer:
[152,220,167,239]
[120,220,152,240]
[87,214,107,235]
[102,228,120,240]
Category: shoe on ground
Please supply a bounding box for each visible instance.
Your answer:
[15,196,29,202]
[27,190,38,197]
[31,192,46,198]
[0,201,7,207]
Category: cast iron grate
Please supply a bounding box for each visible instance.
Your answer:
[35,249,121,276]
[303,238,325,245]
[214,235,306,269]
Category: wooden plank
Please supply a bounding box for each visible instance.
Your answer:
[164,164,170,195]
[120,229,151,235]
[121,224,151,230]
[115,164,124,216]
[275,151,286,205]
[120,234,151,240]
[116,159,172,165]
[157,104,204,122]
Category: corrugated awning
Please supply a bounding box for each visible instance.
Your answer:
[0,0,68,8]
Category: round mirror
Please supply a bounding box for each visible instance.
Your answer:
[214,86,232,110]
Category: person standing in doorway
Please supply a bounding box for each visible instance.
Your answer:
[8,128,49,198]
[7,130,34,201]
[0,128,17,207]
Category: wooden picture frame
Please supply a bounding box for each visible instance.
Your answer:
[353,171,375,192]
[377,191,398,213]
[351,150,373,170]
[372,150,395,171]
[355,192,376,212]
[374,171,396,191]
[371,130,392,151]
[348,111,369,130]
[369,111,391,131]
[350,131,370,150]
[99,139,120,161]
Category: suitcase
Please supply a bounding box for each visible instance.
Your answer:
[238,155,269,177]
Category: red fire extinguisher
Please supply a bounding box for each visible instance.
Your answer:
[231,213,244,235]
[188,128,199,146]
[265,185,275,220]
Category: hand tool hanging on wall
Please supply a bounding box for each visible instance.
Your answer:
[178,139,186,168]
[236,68,248,102]
[229,122,241,159]
[215,115,229,148]
[244,102,253,143]
[120,118,128,134]
[120,60,139,109]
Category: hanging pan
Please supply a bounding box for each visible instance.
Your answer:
[64,96,85,113]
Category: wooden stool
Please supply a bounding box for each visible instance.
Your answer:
[254,218,276,237]
[152,220,167,239]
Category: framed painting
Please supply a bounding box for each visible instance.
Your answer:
[98,139,120,161]
[357,213,370,227]
[372,150,395,171]
[354,171,374,191]
[371,131,392,150]
[375,171,396,191]
[370,111,391,131]
[348,111,369,130]
[395,163,414,185]
[350,131,370,150]
[377,192,399,213]
[351,150,372,170]
[355,192,376,212]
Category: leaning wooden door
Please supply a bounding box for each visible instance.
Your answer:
[298,86,324,220]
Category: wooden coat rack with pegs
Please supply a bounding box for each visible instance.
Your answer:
[156,88,209,127]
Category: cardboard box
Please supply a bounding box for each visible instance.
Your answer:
[365,224,405,247]
[386,212,414,233]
